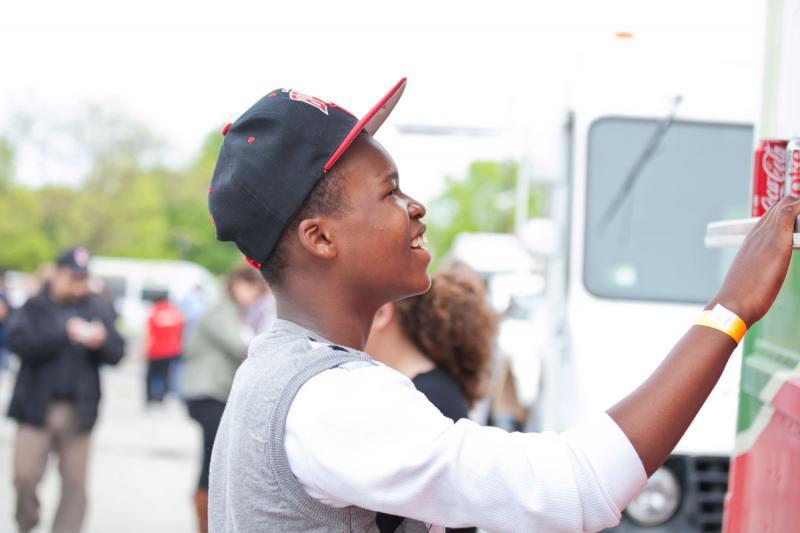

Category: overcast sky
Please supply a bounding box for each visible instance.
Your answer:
[1,0,763,201]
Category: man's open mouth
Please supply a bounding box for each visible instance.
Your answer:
[411,233,428,250]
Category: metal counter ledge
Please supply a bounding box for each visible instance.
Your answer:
[705,216,800,249]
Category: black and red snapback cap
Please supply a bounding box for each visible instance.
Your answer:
[209,78,407,269]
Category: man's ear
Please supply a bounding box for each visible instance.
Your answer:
[296,218,337,260]
[372,303,395,331]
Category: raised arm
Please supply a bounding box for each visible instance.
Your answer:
[286,361,646,532]
[608,195,800,476]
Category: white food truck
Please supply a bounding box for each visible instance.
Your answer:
[517,29,758,532]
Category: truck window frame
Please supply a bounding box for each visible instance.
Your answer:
[581,115,753,305]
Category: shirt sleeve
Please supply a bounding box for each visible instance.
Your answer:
[285,362,647,533]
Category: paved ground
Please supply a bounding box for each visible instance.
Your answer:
[0,358,201,533]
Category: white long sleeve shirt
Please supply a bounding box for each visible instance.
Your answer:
[285,360,647,533]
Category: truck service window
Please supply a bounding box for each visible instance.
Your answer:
[584,117,752,303]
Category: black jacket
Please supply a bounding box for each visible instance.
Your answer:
[6,286,125,431]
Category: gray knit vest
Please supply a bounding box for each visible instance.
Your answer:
[208,319,428,533]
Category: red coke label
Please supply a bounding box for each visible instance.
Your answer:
[751,139,788,216]
[786,138,800,198]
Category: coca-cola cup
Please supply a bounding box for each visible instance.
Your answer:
[785,137,800,198]
[751,139,788,216]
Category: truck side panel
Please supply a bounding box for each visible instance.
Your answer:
[723,253,800,532]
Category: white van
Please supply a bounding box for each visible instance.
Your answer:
[89,256,219,341]
[524,31,758,531]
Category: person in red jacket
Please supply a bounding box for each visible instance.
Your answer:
[145,291,184,404]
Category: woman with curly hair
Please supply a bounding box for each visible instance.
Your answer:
[366,263,498,430]
[366,264,498,532]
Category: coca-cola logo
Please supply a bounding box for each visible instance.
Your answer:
[761,144,786,211]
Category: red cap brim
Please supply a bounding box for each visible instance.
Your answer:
[323,78,407,172]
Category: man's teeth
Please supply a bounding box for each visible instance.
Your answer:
[411,235,428,249]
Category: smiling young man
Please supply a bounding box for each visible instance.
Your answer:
[207,79,800,533]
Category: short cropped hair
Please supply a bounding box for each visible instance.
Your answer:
[259,163,349,287]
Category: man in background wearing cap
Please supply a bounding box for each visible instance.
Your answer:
[5,246,125,533]
[207,80,800,532]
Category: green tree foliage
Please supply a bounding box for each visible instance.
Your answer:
[0,108,240,274]
[0,137,50,269]
[0,187,52,270]
[0,137,13,191]
[425,160,544,270]
[163,130,241,273]
[0,105,539,276]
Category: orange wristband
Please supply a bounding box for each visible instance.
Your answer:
[696,304,747,344]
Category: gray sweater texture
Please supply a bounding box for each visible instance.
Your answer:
[208,319,428,533]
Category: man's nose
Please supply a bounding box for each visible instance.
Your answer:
[408,196,426,219]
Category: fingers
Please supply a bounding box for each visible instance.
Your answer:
[776,195,800,232]
[758,195,800,232]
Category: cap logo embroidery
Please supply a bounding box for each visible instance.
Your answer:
[74,247,90,267]
[289,90,329,115]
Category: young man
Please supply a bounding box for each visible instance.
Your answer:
[6,246,125,533]
[207,79,800,532]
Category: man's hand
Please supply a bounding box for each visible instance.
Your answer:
[0,301,8,323]
[713,195,800,326]
[66,317,107,349]
[84,321,107,350]
[66,317,88,344]
[609,195,800,477]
